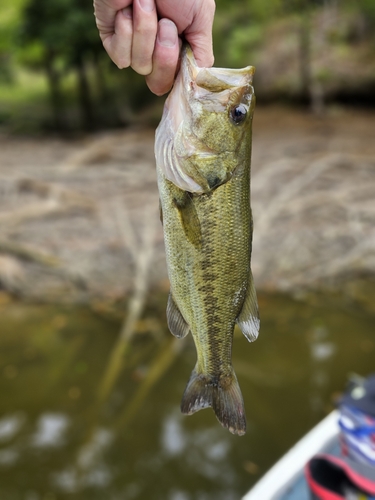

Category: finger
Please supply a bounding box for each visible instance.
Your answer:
[94,0,132,40]
[146,19,179,96]
[102,7,133,69]
[131,0,158,75]
[185,0,215,67]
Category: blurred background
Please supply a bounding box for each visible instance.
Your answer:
[0,0,375,499]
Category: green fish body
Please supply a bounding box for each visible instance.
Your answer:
[155,45,259,436]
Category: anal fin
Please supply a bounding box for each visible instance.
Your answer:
[166,293,190,338]
[236,271,260,342]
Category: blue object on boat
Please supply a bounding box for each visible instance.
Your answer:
[340,374,375,418]
[339,376,375,467]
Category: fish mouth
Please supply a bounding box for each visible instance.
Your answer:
[183,44,255,95]
[166,45,255,119]
[179,44,255,118]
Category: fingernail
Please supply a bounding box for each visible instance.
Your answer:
[139,0,154,12]
[158,19,177,47]
[122,6,132,18]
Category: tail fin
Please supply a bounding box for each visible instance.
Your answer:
[180,366,246,436]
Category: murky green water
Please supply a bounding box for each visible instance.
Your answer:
[0,290,374,500]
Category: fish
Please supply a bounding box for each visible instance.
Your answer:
[154,45,259,436]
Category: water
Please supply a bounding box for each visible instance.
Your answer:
[0,289,374,500]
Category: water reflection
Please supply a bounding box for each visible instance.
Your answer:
[0,413,25,443]
[0,289,374,499]
[0,446,19,466]
[32,414,69,448]
[162,413,186,456]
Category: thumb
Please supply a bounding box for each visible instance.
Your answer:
[185,33,214,68]
[184,0,215,67]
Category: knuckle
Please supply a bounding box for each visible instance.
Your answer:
[117,61,130,69]
[132,62,152,75]
[154,85,169,96]
[146,74,172,96]
[122,22,133,37]
[208,0,216,14]
[134,25,155,38]
[113,54,131,69]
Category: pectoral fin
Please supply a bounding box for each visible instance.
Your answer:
[173,192,202,249]
[167,293,190,338]
[236,272,260,342]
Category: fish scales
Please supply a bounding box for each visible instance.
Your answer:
[155,45,260,436]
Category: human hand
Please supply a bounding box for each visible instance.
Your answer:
[94,0,215,95]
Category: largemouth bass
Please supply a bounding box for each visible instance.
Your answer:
[155,45,259,436]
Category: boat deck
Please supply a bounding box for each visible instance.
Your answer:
[243,411,340,500]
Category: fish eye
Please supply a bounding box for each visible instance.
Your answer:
[230,104,247,125]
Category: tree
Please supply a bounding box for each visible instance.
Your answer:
[18,0,105,131]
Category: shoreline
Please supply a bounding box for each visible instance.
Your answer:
[0,106,374,304]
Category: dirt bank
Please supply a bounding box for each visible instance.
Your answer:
[0,106,374,303]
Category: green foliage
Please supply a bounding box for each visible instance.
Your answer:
[18,0,101,66]
[213,0,282,67]
[226,25,263,67]
[363,0,375,20]
[0,0,28,82]
[342,0,375,37]
[0,0,27,52]
[16,40,44,69]
[215,0,282,22]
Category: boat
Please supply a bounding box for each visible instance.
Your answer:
[242,410,340,500]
